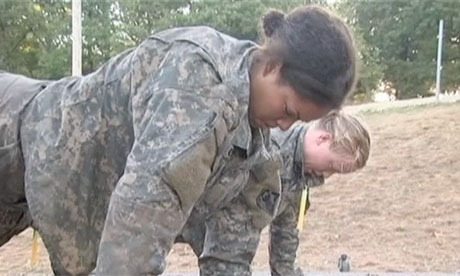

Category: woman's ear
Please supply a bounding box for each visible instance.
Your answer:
[262,60,281,77]
[316,131,333,145]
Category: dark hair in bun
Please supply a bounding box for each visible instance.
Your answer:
[256,5,358,109]
[262,10,285,38]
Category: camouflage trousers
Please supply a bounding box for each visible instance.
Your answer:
[0,128,31,246]
[0,203,32,247]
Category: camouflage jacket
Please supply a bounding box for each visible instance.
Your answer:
[0,27,282,275]
[178,124,324,276]
[269,125,324,276]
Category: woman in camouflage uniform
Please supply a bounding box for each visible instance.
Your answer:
[0,5,357,275]
[177,111,371,276]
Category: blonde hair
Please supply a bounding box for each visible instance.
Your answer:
[311,110,371,169]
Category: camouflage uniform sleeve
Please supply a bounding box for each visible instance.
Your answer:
[96,88,231,275]
[269,193,303,276]
[199,145,283,276]
[199,196,262,276]
[96,45,237,275]
[176,211,207,257]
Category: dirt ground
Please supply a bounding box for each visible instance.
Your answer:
[1,102,460,275]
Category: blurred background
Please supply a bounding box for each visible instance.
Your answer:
[1,0,460,104]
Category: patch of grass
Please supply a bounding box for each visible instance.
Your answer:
[358,100,460,116]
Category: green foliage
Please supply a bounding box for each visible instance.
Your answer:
[0,0,326,78]
[81,0,117,73]
[115,0,324,42]
[339,0,460,99]
[173,0,321,42]
[0,0,50,76]
[1,0,459,100]
[115,0,191,44]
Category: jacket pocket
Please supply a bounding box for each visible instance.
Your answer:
[162,112,220,212]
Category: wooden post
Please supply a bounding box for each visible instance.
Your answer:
[31,230,41,266]
[72,0,82,76]
[436,19,444,101]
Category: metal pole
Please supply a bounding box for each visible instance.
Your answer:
[72,0,82,76]
[436,19,443,101]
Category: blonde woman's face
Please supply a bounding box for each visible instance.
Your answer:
[303,128,357,178]
[248,64,330,131]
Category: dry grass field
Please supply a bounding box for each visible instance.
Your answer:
[1,102,460,275]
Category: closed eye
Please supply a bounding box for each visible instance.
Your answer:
[284,104,290,116]
[285,104,298,119]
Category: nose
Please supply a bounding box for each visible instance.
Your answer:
[276,118,296,131]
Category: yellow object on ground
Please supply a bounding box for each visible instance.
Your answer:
[297,188,310,230]
[31,229,41,266]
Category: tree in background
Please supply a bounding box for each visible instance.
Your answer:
[0,0,66,78]
[339,0,460,99]
[0,0,114,78]
[114,0,326,43]
[1,0,458,100]
[0,0,325,78]
[334,1,385,103]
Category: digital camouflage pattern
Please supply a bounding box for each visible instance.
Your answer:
[177,124,324,276]
[174,124,283,276]
[0,72,49,246]
[269,124,324,276]
[0,26,283,275]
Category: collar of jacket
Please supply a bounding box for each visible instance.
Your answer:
[224,44,258,154]
[231,113,251,153]
[228,46,257,105]
[272,123,309,188]
[293,124,325,188]
[231,111,273,156]
[293,123,309,177]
